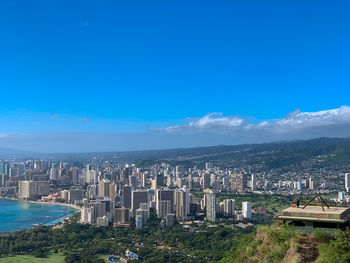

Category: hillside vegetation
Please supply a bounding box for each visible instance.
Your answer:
[220,225,350,263]
[22,137,350,166]
[128,138,350,173]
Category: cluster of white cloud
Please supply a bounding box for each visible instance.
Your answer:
[163,106,350,137]
[164,112,244,132]
[1,106,350,153]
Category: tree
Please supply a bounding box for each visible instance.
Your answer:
[32,248,47,258]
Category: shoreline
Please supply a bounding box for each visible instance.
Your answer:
[0,196,81,212]
[26,199,82,213]
[0,196,81,231]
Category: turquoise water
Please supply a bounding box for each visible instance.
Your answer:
[0,198,78,232]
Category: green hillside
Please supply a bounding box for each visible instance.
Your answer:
[220,225,350,263]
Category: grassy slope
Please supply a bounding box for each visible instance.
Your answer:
[220,225,350,263]
[1,252,65,263]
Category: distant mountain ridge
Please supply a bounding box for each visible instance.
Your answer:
[0,147,36,158]
[2,137,350,166]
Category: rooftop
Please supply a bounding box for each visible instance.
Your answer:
[276,206,350,223]
[283,206,348,215]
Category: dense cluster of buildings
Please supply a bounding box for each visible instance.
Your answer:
[0,160,349,228]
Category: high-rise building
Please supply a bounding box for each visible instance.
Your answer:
[242,201,252,219]
[85,168,97,183]
[251,174,257,191]
[129,175,138,188]
[304,179,310,189]
[200,195,206,211]
[151,174,164,190]
[109,182,117,202]
[175,188,189,220]
[18,180,50,199]
[135,214,143,228]
[222,177,230,189]
[81,207,94,224]
[205,162,213,171]
[0,174,9,187]
[345,173,350,192]
[83,197,114,224]
[135,208,149,227]
[122,166,132,183]
[61,190,68,201]
[264,181,272,191]
[175,165,183,178]
[231,173,248,192]
[4,163,9,176]
[338,191,345,201]
[69,168,80,185]
[206,191,216,222]
[68,188,83,203]
[141,173,147,188]
[308,178,314,190]
[293,182,298,189]
[188,174,193,190]
[297,181,302,191]
[165,213,175,227]
[156,189,174,216]
[121,185,132,209]
[18,181,31,199]
[99,179,110,197]
[176,177,184,188]
[202,173,211,189]
[132,190,148,214]
[166,176,173,187]
[114,208,130,224]
[139,202,149,213]
[157,200,172,218]
[87,184,98,198]
[0,162,4,175]
[223,199,235,216]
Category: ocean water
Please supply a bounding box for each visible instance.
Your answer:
[0,198,78,232]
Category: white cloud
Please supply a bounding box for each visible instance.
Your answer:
[267,106,350,133]
[164,112,244,132]
[161,106,350,138]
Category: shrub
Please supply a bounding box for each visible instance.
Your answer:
[313,230,331,243]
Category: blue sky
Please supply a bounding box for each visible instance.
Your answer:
[0,0,349,152]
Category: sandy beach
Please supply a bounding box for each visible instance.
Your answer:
[27,199,82,213]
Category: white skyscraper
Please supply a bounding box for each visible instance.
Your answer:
[206,191,216,222]
[242,201,252,219]
[345,173,350,192]
[308,178,314,190]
